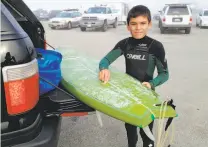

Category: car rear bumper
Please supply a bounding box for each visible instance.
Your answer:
[13,116,62,147]
[201,22,208,27]
[1,114,62,147]
[162,23,192,28]
[48,23,68,29]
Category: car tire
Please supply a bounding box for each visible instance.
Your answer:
[102,20,108,32]
[113,18,117,28]
[67,22,72,29]
[160,26,165,34]
[158,21,161,28]
[80,27,86,32]
[200,21,203,29]
[185,28,191,34]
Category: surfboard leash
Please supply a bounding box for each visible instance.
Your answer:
[155,99,176,147]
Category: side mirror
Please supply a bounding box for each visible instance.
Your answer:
[199,14,202,16]
[84,11,87,14]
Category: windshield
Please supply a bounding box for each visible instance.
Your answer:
[112,9,119,13]
[204,11,208,16]
[56,12,72,18]
[167,6,189,15]
[87,7,106,14]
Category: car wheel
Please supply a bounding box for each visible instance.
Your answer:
[80,27,86,32]
[200,21,203,29]
[113,18,117,28]
[160,26,165,34]
[102,20,108,32]
[67,22,72,29]
[158,21,161,28]
[185,28,191,34]
[196,22,199,27]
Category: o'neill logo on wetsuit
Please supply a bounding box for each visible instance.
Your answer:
[126,54,146,60]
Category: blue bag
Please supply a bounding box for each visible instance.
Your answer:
[36,48,62,95]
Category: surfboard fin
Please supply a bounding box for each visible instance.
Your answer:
[143,126,155,141]
[96,111,103,127]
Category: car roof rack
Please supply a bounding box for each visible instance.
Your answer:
[64,9,79,11]
[165,3,190,6]
[94,4,108,7]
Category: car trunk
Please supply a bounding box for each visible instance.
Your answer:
[165,6,191,25]
[1,0,95,135]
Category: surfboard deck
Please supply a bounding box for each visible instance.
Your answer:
[58,48,177,128]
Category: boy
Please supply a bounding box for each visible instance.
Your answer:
[98,5,169,147]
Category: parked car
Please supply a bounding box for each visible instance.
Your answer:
[153,13,160,21]
[158,4,193,34]
[33,9,49,21]
[48,9,82,30]
[48,10,62,19]
[79,5,118,32]
[1,1,94,147]
[196,9,208,28]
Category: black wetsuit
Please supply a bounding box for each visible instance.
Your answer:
[99,36,169,147]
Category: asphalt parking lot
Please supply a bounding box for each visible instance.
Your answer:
[41,20,208,147]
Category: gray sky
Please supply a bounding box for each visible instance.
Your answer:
[23,0,208,13]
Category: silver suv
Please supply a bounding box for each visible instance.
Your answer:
[158,4,193,34]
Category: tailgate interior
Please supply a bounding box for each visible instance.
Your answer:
[39,83,95,116]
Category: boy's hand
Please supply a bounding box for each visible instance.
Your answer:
[142,82,151,89]
[99,69,110,84]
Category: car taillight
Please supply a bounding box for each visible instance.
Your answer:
[163,17,166,22]
[190,17,192,22]
[2,59,39,115]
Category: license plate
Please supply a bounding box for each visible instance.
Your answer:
[87,24,91,27]
[173,18,182,22]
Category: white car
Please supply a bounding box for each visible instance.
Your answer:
[79,6,118,32]
[158,4,193,34]
[48,10,82,29]
[196,9,208,28]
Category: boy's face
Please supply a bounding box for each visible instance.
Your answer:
[127,15,152,39]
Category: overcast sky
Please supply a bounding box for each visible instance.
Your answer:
[23,0,208,13]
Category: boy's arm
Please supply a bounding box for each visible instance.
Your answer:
[99,40,125,70]
[149,42,169,89]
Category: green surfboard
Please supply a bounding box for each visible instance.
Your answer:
[58,48,177,128]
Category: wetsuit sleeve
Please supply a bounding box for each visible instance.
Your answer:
[99,40,125,70]
[149,42,169,88]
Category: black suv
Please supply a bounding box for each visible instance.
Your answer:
[1,1,94,147]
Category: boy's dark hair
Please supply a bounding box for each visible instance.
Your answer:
[127,5,151,25]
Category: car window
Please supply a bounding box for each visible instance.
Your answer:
[107,8,112,14]
[56,12,72,18]
[87,7,106,14]
[78,12,82,17]
[1,4,26,33]
[72,12,78,17]
[163,6,168,13]
[167,6,189,15]
[77,12,82,17]
[204,10,208,16]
